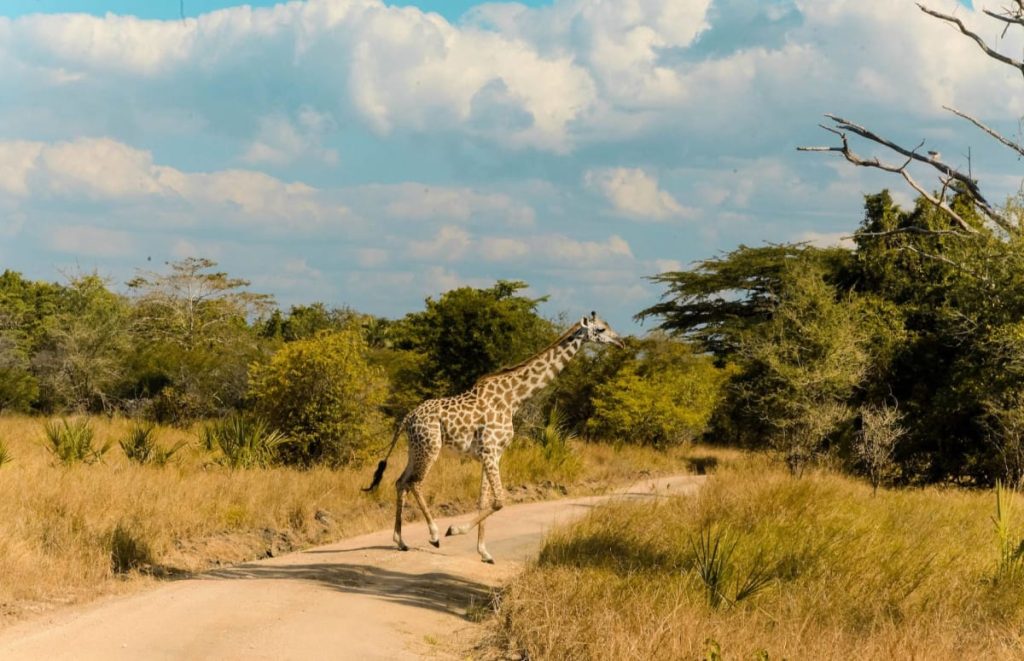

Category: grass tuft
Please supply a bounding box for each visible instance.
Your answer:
[43,418,110,465]
[119,423,186,466]
[109,522,153,574]
[202,415,287,469]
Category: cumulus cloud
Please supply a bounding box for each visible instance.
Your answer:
[368,183,535,225]
[48,225,136,257]
[241,106,339,166]
[407,225,472,261]
[0,137,349,230]
[586,167,690,220]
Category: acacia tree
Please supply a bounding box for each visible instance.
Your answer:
[127,258,273,419]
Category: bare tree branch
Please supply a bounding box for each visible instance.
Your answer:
[918,3,1024,77]
[799,114,1014,234]
[983,6,1024,29]
[944,105,1024,158]
[798,121,982,234]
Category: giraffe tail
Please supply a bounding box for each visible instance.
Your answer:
[362,416,407,492]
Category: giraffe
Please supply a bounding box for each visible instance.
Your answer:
[363,312,624,563]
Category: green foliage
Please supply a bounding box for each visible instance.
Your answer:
[732,261,877,473]
[127,258,273,420]
[202,414,288,469]
[638,244,854,358]
[393,280,555,396]
[33,273,132,413]
[261,303,363,342]
[689,526,774,609]
[587,336,729,447]
[535,406,579,471]
[544,339,635,437]
[250,331,389,467]
[43,418,111,465]
[0,335,38,412]
[119,423,186,466]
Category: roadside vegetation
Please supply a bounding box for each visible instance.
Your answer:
[497,454,1024,660]
[0,414,688,623]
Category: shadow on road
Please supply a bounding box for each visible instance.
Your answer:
[202,561,495,620]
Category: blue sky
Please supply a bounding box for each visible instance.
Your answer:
[0,0,1015,332]
[1,0,551,21]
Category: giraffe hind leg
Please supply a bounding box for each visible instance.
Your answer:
[393,473,409,552]
[409,483,440,548]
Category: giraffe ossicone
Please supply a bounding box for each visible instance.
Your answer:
[363,313,624,563]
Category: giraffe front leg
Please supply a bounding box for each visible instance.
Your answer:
[478,454,504,563]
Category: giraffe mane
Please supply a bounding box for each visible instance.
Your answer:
[474,322,583,385]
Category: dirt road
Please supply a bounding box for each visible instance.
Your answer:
[0,475,703,660]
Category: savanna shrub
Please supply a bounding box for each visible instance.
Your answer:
[249,330,389,467]
[587,338,729,447]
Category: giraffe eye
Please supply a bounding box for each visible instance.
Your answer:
[595,328,605,334]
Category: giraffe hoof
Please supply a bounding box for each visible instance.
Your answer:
[398,543,409,552]
[482,557,495,565]
[430,539,440,548]
[445,526,456,537]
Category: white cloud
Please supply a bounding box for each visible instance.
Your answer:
[407,225,472,261]
[241,106,339,166]
[369,183,536,225]
[586,167,690,220]
[795,231,855,249]
[0,137,350,230]
[535,234,633,266]
[48,225,135,257]
[479,236,529,261]
[357,248,388,267]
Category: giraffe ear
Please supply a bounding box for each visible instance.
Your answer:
[580,316,590,328]
[591,310,596,320]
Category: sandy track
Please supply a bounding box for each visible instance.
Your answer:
[0,474,703,660]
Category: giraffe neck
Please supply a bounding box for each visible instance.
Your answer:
[485,325,586,409]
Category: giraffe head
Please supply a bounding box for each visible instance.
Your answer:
[580,311,625,348]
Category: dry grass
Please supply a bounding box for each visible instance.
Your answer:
[0,414,686,625]
[497,452,1024,660]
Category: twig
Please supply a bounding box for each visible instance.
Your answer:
[918,3,1024,77]
[944,106,1024,158]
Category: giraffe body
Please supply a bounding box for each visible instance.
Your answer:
[365,312,623,563]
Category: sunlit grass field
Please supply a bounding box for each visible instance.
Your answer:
[497,454,1024,660]
[0,414,687,624]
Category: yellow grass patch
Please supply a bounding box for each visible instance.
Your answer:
[0,414,686,625]
[497,453,1024,660]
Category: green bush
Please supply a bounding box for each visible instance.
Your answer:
[201,415,287,469]
[249,330,389,467]
[43,418,110,465]
[587,338,729,447]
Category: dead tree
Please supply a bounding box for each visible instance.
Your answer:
[799,3,1024,238]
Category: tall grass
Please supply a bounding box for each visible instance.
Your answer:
[0,414,686,625]
[119,423,187,466]
[43,418,111,465]
[201,415,287,468]
[498,456,1024,660]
